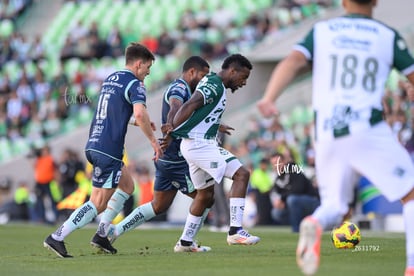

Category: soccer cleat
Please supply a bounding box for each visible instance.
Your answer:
[107,224,117,244]
[43,235,73,258]
[90,233,117,254]
[226,229,260,245]
[174,240,211,253]
[296,217,322,275]
[405,267,414,276]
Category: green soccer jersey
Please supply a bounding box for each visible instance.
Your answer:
[296,14,414,140]
[172,72,226,140]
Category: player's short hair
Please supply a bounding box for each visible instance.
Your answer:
[221,54,253,71]
[351,0,373,4]
[182,56,210,72]
[125,42,155,65]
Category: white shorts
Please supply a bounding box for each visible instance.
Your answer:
[315,122,414,215]
[180,138,242,190]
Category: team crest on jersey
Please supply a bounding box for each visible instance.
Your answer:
[94,167,102,177]
[210,162,218,168]
[397,39,407,50]
[393,167,406,178]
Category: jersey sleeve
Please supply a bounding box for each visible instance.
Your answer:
[128,81,147,106]
[393,31,414,75]
[167,82,186,103]
[294,27,314,61]
[196,80,219,105]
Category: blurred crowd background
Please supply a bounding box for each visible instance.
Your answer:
[0,0,413,230]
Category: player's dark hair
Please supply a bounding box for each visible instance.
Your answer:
[182,56,210,72]
[222,54,253,71]
[125,42,155,65]
[351,0,373,4]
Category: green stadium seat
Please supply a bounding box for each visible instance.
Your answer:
[11,138,30,156]
[0,138,13,162]
[76,108,93,125]
[0,19,14,38]
[61,118,79,133]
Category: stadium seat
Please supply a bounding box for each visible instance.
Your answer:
[0,138,13,162]
[11,138,30,156]
[61,118,79,134]
[0,19,14,38]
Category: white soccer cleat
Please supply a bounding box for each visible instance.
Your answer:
[107,224,118,244]
[174,240,211,253]
[227,229,260,245]
[296,217,322,275]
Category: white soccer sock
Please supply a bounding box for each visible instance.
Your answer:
[403,200,414,267]
[52,201,97,241]
[229,198,245,228]
[115,202,156,237]
[180,213,202,242]
[97,189,129,237]
[193,208,210,234]
[312,205,343,230]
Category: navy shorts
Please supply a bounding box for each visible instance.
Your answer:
[85,150,123,189]
[154,159,195,194]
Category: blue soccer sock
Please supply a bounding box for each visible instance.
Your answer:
[115,202,156,237]
[96,189,129,237]
[52,201,97,241]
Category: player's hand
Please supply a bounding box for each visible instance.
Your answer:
[151,140,163,161]
[257,98,279,118]
[158,135,172,152]
[218,124,235,135]
[150,121,156,131]
[160,123,173,135]
[402,81,414,102]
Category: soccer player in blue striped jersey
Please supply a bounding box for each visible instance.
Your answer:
[106,56,215,252]
[257,1,414,275]
[44,43,163,258]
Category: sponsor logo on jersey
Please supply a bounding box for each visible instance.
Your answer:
[332,35,371,51]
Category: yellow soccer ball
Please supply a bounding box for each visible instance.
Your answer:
[331,221,361,249]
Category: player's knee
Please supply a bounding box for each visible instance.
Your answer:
[197,186,215,206]
[151,200,167,215]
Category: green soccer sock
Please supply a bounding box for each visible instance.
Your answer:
[115,202,156,237]
[52,201,97,241]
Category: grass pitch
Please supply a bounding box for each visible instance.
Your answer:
[0,223,406,276]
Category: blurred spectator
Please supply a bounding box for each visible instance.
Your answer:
[156,30,176,57]
[0,180,34,223]
[106,26,124,57]
[30,34,46,63]
[57,148,84,199]
[250,158,274,225]
[31,144,58,224]
[270,151,319,232]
